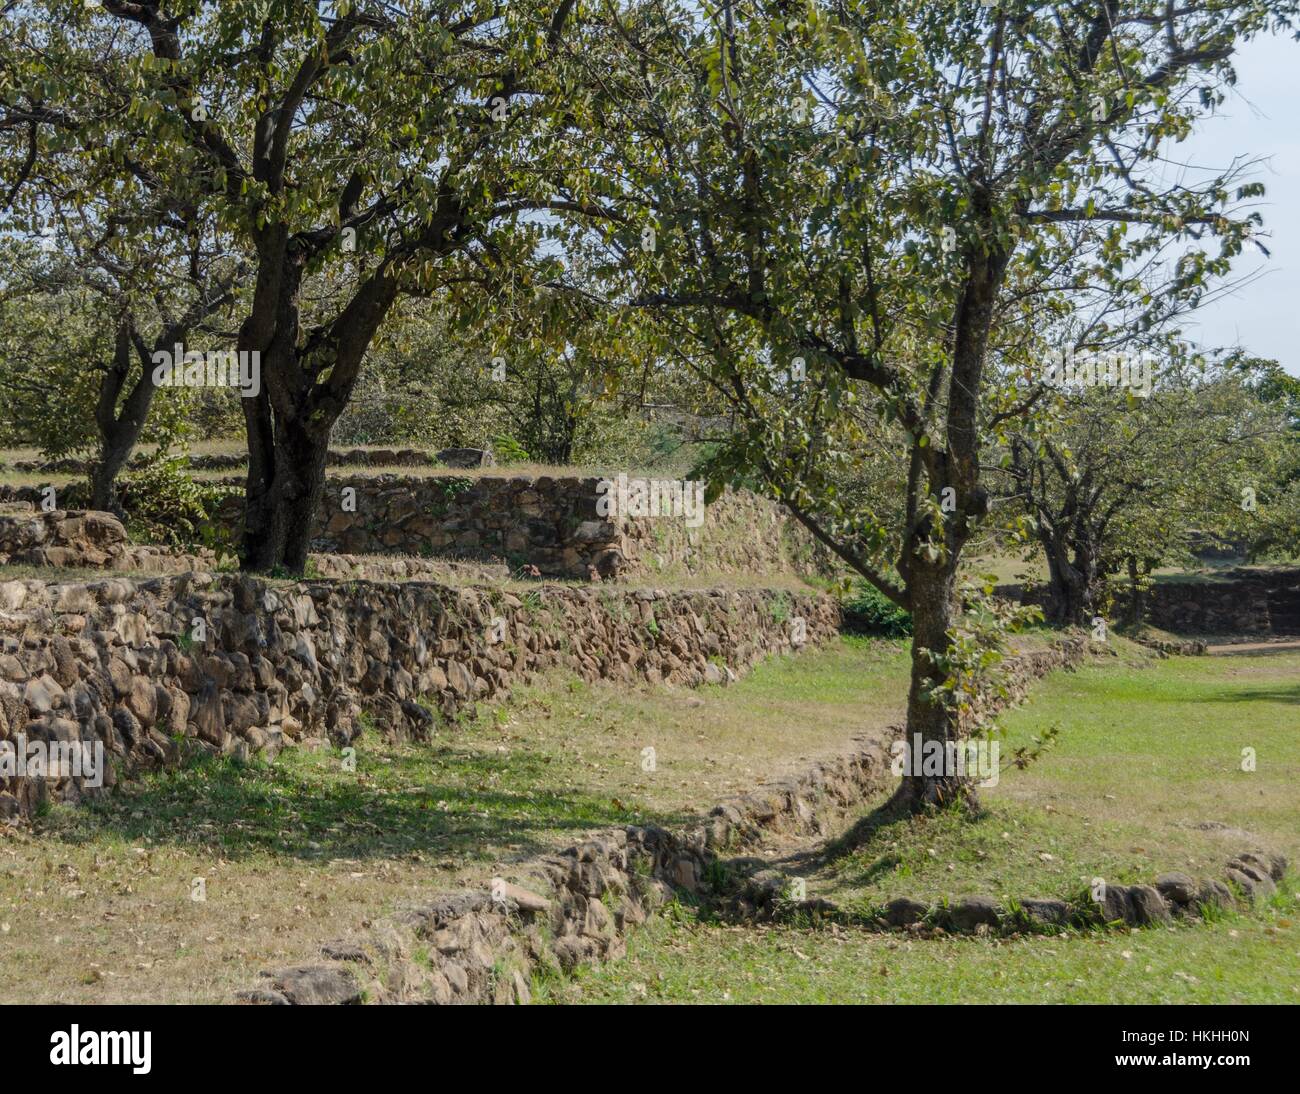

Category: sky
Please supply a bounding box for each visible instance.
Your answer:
[1176,30,1299,376]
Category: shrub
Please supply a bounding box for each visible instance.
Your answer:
[842,582,912,637]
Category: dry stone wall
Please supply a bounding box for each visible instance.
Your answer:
[0,506,213,573]
[2,474,819,581]
[996,569,1300,636]
[0,571,838,820]
[1145,570,1300,635]
[206,474,816,580]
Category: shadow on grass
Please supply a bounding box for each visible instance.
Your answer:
[770,791,997,888]
[40,743,685,865]
[1192,684,1300,705]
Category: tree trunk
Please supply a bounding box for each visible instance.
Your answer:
[237,234,402,574]
[89,429,140,513]
[884,243,1008,815]
[240,380,283,572]
[890,555,976,812]
[1042,536,1098,627]
[89,319,158,514]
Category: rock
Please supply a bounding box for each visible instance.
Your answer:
[1126,884,1172,926]
[445,660,475,698]
[949,895,1001,933]
[234,988,290,1005]
[264,964,361,1005]
[1231,850,1284,883]
[511,969,531,1005]
[1018,898,1070,927]
[487,879,552,914]
[884,896,929,928]
[1155,872,1198,905]
[1097,883,1133,925]
[1224,865,1274,901]
[1191,878,1235,914]
[320,942,370,963]
[435,447,494,469]
[1224,867,1259,900]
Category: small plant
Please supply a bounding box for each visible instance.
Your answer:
[425,477,473,518]
[768,591,790,624]
[842,582,912,637]
[492,434,530,463]
[122,447,232,549]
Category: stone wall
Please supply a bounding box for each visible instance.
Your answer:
[1145,570,1300,635]
[0,571,838,820]
[241,635,1096,1005]
[0,506,213,573]
[995,569,1300,636]
[207,474,816,580]
[2,472,819,581]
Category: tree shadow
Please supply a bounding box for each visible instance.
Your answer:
[1194,684,1300,706]
[42,744,683,866]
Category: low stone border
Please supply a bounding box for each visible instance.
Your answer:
[1130,634,1208,657]
[738,849,1288,935]
[238,636,1091,1004]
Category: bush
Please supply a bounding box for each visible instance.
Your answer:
[119,439,234,551]
[842,582,912,637]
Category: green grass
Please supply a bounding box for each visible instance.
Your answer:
[543,647,1300,1004]
[542,890,1300,1004]
[813,648,1300,911]
[43,740,652,866]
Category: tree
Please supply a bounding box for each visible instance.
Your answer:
[559,0,1295,810]
[47,0,619,571]
[0,4,241,509]
[1000,354,1289,625]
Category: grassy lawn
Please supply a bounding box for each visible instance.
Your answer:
[543,893,1299,1004]
[544,647,1300,1004]
[0,637,909,1003]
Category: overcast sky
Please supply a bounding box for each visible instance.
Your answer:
[1176,31,1299,376]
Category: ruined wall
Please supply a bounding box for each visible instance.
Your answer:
[995,568,1300,636]
[0,571,839,820]
[1144,571,1300,635]
[1,476,817,581]
[0,506,214,573]
[207,474,817,580]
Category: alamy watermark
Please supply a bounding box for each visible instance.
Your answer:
[596,473,706,528]
[0,735,105,788]
[151,344,261,398]
[1042,348,1154,398]
[890,734,1000,788]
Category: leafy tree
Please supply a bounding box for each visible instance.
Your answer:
[0,5,241,508]
[40,0,624,572]
[560,0,1295,810]
[1000,354,1290,625]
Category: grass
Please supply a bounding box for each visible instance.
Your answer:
[542,891,1300,1004]
[809,647,1300,912]
[0,636,909,1003]
[542,646,1300,1004]
[5,631,1293,1005]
